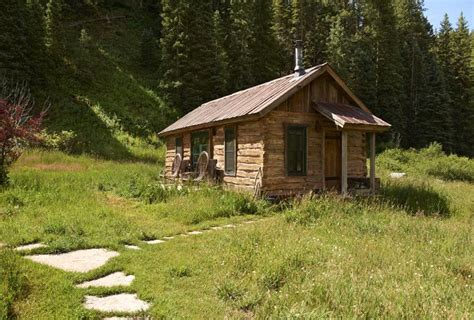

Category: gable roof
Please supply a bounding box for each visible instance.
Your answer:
[159,63,373,136]
[314,102,391,131]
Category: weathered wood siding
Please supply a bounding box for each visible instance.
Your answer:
[213,121,264,190]
[164,122,264,189]
[261,76,368,195]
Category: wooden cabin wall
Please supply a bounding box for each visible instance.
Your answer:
[261,76,368,195]
[164,133,191,178]
[213,121,264,190]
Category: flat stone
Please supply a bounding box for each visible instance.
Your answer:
[389,172,406,179]
[144,239,165,244]
[223,224,236,228]
[0,242,6,249]
[211,226,223,230]
[243,220,255,224]
[124,245,140,250]
[15,243,47,251]
[26,249,119,273]
[76,272,135,288]
[163,236,174,240]
[84,293,150,313]
[188,231,203,235]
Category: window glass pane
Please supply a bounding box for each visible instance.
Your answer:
[191,131,209,166]
[175,137,183,157]
[286,126,306,176]
[225,127,236,174]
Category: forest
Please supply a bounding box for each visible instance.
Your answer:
[0,0,473,156]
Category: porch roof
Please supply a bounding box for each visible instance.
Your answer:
[313,101,391,132]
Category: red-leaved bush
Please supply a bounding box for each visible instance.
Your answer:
[0,86,45,185]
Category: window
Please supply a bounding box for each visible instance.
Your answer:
[175,137,183,157]
[191,131,209,166]
[286,125,307,176]
[224,127,236,175]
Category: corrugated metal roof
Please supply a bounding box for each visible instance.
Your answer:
[159,64,326,136]
[314,102,391,130]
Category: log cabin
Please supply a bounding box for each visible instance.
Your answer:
[158,42,390,197]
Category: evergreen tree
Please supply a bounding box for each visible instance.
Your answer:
[226,0,254,91]
[159,0,226,115]
[450,13,473,155]
[248,0,279,85]
[273,0,294,74]
[0,0,47,84]
[363,0,406,145]
[45,0,63,52]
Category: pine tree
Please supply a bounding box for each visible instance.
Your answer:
[273,0,294,74]
[226,0,254,91]
[159,0,226,115]
[45,0,63,52]
[450,13,473,155]
[248,0,279,85]
[363,0,406,145]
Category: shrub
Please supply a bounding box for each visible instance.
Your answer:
[39,130,77,153]
[0,79,45,186]
[378,143,474,183]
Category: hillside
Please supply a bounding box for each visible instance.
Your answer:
[2,1,173,161]
[1,0,472,160]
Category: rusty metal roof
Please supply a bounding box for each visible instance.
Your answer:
[159,64,327,136]
[313,102,391,131]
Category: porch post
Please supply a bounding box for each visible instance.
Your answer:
[370,132,376,194]
[321,129,326,190]
[341,131,348,196]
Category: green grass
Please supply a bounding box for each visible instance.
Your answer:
[0,147,472,319]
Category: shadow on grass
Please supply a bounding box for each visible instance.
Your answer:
[379,181,451,217]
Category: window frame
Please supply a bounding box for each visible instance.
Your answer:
[191,130,210,167]
[224,126,237,176]
[285,124,308,176]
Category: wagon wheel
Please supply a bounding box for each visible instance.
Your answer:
[253,167,262,199]
[171,153,183,178]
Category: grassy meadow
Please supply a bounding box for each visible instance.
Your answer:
[0,144,472,319]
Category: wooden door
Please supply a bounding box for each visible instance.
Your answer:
[325,134,341,191]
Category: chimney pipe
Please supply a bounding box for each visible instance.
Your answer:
[294,40,305,76]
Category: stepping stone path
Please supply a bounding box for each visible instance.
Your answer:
[84,293,150,313]
[20,219,261,317]
[26,248,119,273]
[76,272,135,288]
[0,242,6,249]
[144,239,165,244]
[15,242,47,251]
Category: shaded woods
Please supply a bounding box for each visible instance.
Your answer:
[0,0,472,156]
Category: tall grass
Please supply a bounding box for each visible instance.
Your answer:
[0,250,28,319]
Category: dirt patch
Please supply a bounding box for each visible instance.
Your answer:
[84,293,150,313]
[32,163,84,172]
[105,194,135,208]
[26,248,119,273]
